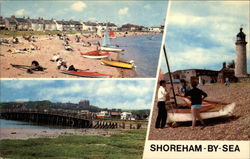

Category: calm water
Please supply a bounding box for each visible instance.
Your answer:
[112,34,162,77]
[0,119,69,129]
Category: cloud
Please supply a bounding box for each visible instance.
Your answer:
[37,8,44,13]
[15,9,26,16]
[144,4,151,9]
[71,1,87,12]
[3,80,53,89]
[118,7,129,15]
[163,1,250,72]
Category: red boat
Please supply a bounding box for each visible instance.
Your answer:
[61,69,112,78]
[80,50,110,59]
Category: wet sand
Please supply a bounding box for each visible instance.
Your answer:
[0,31,159,78]
[0,128,122,140]
[148,83,250,140]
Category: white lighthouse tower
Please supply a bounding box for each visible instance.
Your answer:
[235,27,248,77]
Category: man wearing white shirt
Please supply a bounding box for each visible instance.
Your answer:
[155,80,169,128]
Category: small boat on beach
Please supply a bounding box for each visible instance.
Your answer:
[80,50,110,59]
[161,45,236,125]
[100,58,135,69]
[61,69,112,78]
[100,27,124,52]
[167,102,236,123]
[100,46,124,52]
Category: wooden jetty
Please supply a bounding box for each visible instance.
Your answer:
[0,109,147,129]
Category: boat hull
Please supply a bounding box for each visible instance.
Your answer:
[100,46,124,52]
[61,69,112,78]
[167,103,236,122]
[101,58,134,69]
[80,50,110,59]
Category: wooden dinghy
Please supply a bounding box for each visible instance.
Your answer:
[167,102,236,123]
[100,58,135,69]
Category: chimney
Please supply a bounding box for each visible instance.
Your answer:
[222,62,226,69]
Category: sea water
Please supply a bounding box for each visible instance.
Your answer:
[0,119,69,129]
[112,34,162,77]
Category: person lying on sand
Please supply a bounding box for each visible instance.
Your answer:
[26,61,45,73]
[30,43,40,50]
[65,45,73,51]
[50,53,61,62]
[57,58,67,70]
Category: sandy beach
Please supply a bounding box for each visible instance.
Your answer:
[0,128,122,140]
[0,31,159,78]
[148,83,250,140]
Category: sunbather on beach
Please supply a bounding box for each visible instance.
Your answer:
[57,58,67,70]
[51,53,61,62]
[185,81,207,130]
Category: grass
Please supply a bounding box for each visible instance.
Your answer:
[0,30,93,38]
[0,129,146,159]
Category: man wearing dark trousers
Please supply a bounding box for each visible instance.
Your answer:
[155,80,169,129]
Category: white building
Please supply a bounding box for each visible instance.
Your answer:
[121,112,134,120]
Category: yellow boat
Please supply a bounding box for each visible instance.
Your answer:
[100,58,134,69]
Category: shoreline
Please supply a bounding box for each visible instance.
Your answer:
[0,128,122,140]
[0,31,161,78]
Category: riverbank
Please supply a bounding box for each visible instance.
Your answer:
[0,31,160,78]
[0,129,146,159]
[0,128,122,140]
[148,83,250,140]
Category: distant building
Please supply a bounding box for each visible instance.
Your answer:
[0,16,6,30]
[43,19,57,31]
[27,17,44,31]
[15,16,30,30]
[82,21,97,32]
[121,112,134,120]
[79,100,90,107]
[148,27,161,32]
[55,20,64,31]
[165,69,219,84]
[119,23,144,32]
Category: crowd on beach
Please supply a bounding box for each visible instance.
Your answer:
[0,31,160,78]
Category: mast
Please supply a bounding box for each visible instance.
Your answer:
[163,45,177,107]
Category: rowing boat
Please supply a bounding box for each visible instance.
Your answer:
[100,58,134,69]
[80,50,110,59]
[61,69,112,78]
[167,102,236,123]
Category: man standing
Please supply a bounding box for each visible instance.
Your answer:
[155,80,170,129]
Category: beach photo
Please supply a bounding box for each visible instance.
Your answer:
[0,1,168,78]
[0,80,155,158]
[148,1,250,140]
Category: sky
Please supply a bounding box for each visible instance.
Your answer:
[0,0,168,27]
[0,80,155,110]
[161,1,250,73]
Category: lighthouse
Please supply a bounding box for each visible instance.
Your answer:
[235,27,248,77]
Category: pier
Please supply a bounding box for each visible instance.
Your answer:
[0,109,147,129]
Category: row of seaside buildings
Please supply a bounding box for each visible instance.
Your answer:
[0,16,163,32]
